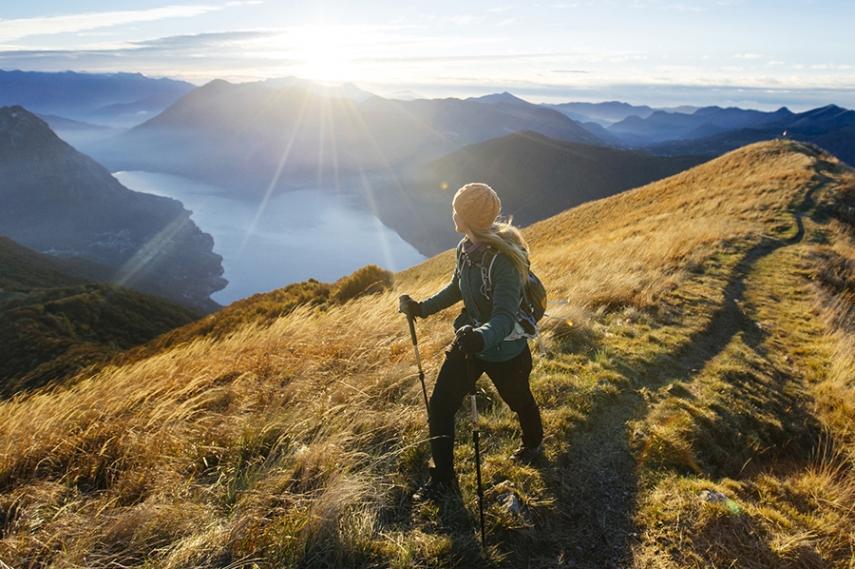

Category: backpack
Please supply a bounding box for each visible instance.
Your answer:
[458,244,547,339]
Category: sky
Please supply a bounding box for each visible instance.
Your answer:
[1,0,853,110]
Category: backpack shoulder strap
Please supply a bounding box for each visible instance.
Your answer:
[454,239,465,277]
[480,247,499,299]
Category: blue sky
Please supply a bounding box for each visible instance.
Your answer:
[1,0,853,109]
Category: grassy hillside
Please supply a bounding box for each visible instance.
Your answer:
[0,236,87,290]
[1,237,394,398]
[0,140,853,568]
[0,238,200,396]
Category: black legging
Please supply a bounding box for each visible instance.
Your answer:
[428,343,543,481]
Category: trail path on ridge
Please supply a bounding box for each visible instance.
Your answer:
[526,160,834,568]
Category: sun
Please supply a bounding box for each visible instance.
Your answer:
[290,26,356,82]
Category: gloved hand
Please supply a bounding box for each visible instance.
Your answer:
[452,324,485,354]
[398,294,422,319]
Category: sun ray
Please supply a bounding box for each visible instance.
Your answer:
[316,92,328,188]
[238,88,313,254]
[113,215,194,288]
[356,164,397,272]
[326,95,342,193]
[335,97,435,244]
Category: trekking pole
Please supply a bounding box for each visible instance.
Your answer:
[467,352,487,548]
[403,310,430,417]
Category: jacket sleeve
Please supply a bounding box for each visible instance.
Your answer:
[419,244,463,317]
[474,254,521,350]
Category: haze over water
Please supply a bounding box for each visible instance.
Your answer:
[114,170,425,304]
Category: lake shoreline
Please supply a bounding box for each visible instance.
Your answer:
[113,170,426,305]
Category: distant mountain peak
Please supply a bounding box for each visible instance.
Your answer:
[0,105,64,151]
[468,91,530,105]
[200,78,233,90]
[255,76,374,101]
[1,104,39,122]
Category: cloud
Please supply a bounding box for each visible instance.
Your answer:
[0,4,222,43]
[443,14,485,26]
[354,51,582,64]
[0,30,282,61]
[627,0,708,11]
[130,30,279,49]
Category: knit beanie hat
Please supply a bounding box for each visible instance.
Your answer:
[452,182,501,233]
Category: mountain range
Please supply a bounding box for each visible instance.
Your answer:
[0,106,226,312]
[87,79,603,191]
[0,69,194,127]
[646,104,855,164]
[543,100,699,125]
[608,105,796,145]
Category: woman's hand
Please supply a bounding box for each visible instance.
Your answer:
[452,324,485,354]
[398,294,423,319]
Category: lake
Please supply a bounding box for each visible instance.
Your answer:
[113,171,426,305]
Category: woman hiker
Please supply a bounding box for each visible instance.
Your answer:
[398,182,545,502]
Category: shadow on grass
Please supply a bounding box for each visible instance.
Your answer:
[494,166,833,568]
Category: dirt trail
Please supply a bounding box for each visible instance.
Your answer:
[528,159,836,568]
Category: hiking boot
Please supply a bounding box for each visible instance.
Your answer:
[412,469,459,503]
[509,443,544,465]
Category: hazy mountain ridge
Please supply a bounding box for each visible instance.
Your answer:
[0,69,194,127]
[608,105,795,144]
[89,80,602,191]
[648,104,855,164]
[36,113,121,149]
[0,106,226,312]
[372,130,706,255]
[543,100,658,126]
[259,76,375,101]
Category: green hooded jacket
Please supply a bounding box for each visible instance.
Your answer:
[419,237,528,363]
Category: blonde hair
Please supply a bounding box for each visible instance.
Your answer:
[469,215,530,287]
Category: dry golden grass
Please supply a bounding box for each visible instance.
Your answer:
[1,140,852,568]
[809,220,855,462]
[630,155,855,568]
